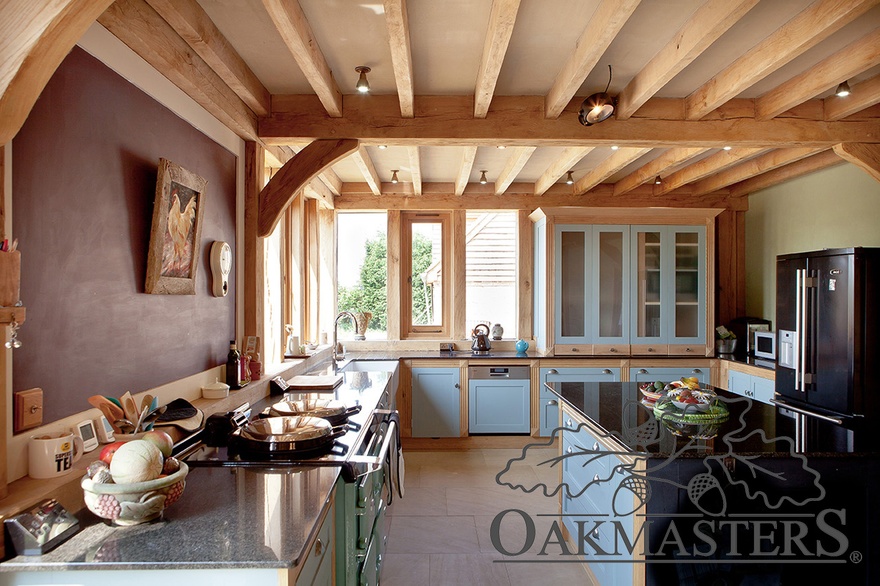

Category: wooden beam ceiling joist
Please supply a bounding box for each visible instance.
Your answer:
[825,74,880,121]
[574,148,652,195]
[474,0,521,118]
[685,0,878,120]
[383,0,414,118]
[262,95,880,147]
[833,142,880,182]
[261,0,343,117]
[544,0,641,119]
[145,0,271,116]
[495,146,536,195]
[351,146,382,196]
[408,146,422,196]
[99,0,258,141]
[655,148,768,195]
[690,147,827,196]
[454,146,478,196]
[616,0,759,120]
[757,28,880,121]
[729,150,845,196]
[289,145,342,195]
[258,139,358,236]
[534,147,594,195]
[613,147,709,196]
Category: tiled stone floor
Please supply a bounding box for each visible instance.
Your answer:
[382,449,597,585]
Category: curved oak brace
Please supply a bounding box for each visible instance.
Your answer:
[258,138,358,236]
[833,143,880,183]
[0,0,114,145]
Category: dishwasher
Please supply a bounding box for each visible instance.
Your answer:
[468,366,531,434]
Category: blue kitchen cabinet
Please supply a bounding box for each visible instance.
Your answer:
[727,369,775,405]
[411,367,461,437]
[538,367,619,436]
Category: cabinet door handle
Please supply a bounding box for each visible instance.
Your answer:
[609,347,617,353]
[592,442,599,452]
[548,369,559,375]
[647,347,654,352]
[566,418,573,427]
[571,347,580,352]
[591,526,600,539]
[593,474,600,482]
[686,347,693,352]
[454,383,460,389]
[602,369,612,375]
[547,400,558,406]
[567,446,573,454]
[638,369,648,374]
[692,369,702,374]
[314,538,324,557]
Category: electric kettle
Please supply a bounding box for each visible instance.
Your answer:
[472,324,491,352]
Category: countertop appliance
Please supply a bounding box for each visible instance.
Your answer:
[753,330,776,360]
[728,316,771,357]
[774,247,880,451]
[467,366,530,433]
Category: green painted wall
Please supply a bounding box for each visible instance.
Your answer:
[744,163,880,324]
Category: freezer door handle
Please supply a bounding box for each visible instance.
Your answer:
[771,398,844,425]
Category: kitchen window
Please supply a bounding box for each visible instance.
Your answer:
[336,212,388,339]
[465,211,517,337]
[401,212,451,338]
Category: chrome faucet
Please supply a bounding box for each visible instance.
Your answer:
[333,311,357,360]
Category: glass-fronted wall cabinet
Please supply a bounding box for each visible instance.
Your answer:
[530,208,716,357]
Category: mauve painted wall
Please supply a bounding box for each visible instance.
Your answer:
[12,47,237,423]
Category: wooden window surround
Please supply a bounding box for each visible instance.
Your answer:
[400,211,452,339]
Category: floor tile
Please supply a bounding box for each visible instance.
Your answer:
[386,486,448,516]
[387,515,480,554]
[429,554,510,586]
[474,513,572,556]
[446,486,555,517]
[504,558,595,586]
[382,553,431,585]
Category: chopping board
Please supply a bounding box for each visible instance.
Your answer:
[286,374,344,390]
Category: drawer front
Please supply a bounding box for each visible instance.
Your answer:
[668,344,710,356]
[592,344,631,356]
[750,376,775,405]
[553,344,594,355]
[630,344,668,356]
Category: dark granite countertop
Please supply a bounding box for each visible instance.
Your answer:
[0,370,393,573]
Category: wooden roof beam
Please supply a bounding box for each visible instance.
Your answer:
[454,146,478,196]
[691,147,826,196]
[534,147,594,195]
[613,147,709,196]
[408,146,422,196]
[685,0,877,120]
[574,148,651,195]
[262,0,343,117]
[145,0,271,116]
[258,139,357,236]
[616,0,759,120]
[383,0,414,118]
[757,28,880,121]
[474,0,522,118]
[288,145,342,195]
[495,146,536,195]
[544,0,641,119]
[825,74,880,121]
[729,150,845,196]
[656,148,768,195]
[833,143,880,182]
[351,146,382,195]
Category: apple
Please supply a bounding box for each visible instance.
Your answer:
[142,429,174,458]
[99,441,127,465]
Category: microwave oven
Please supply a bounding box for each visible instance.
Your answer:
[753,331,776,360]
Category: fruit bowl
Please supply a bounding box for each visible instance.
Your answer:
[82,461,188,526]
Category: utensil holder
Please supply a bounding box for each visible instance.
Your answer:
[0,251,20,307]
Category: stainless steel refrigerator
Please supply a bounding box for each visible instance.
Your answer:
[775,247,880,451]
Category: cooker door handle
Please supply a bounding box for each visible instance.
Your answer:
[344,405,363,417]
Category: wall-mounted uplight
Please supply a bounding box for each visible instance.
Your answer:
[578,65,615,126]
[565,171,574,185]
[654,176,662,185]
[611,145,619,151]
[835,80,851,97]
[479,170,488,185]
[377,144,388,150]
[496,145,506,150]
[723,146,732,151]
[355,66,371,93]
[391,170,399,184]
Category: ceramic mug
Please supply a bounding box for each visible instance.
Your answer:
[29,432,83,479]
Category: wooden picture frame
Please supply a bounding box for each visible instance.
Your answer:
[145,158,207,295]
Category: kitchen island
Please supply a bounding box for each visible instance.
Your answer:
[542,380,879,585]
[0,369,395,586]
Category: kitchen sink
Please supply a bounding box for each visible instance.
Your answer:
[338,360,399,373]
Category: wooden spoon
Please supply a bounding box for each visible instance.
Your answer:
[88,395,124,433]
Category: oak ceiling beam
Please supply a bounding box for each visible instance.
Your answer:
[534,147,594,195]
[145,0,271,116]
[656,148,768,195]
[351,146,382,195]
[289,145,342,195]
[258,139,358,236]
[757,28,880,121]
[613,147,709,196]
[474,0,521,118]
[454,146,478,196]
[685,0,877,120]
[408,146,422,196]
[729,150,845,196]
[825,74,880,121]
[574,148,651,195]
[383,0,414,118]
[691,147,826,196]
[616,0,759,120]
[303,179,334,210]
[833,143,880,182]
[100,0,258,141]
[495,146,536,195]
[544,0,641,119]
[0,0,115,146]
[261,0,343,117]
[262,95,880,147]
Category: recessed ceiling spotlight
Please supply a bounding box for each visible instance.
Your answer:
[355,66,371,93]
[565,171,574,185]
[479,170,488,185]
[496,145,506,150]
[654,176,662,185]
[611,145,619,151]
[377,144,388,150]
[391,170,399,184]
[723,146,732,151]
[835,80,851,97]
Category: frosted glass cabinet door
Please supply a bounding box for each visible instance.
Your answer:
[632,228,663,344]
[591,226,629,345]
[554,226,591,343]
[670,227,706,344]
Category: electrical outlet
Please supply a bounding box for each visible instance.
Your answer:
[439,343,454,352]
[14,388,43,433]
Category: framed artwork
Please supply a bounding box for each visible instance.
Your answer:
[145,158,207,295]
